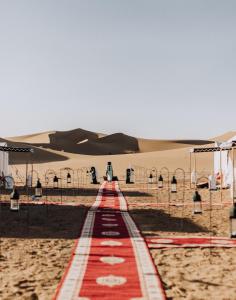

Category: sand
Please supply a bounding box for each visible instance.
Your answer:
[0,187,97,300]
[1,128,236,299]
[123,183,236,300]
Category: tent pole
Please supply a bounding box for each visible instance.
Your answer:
[189,152,192,189]
[233,148,235,204]
[220,149,223,205]
[194,152,197,189]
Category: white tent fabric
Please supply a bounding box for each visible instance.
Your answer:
[214,137,236,196]
[0,142,9,176]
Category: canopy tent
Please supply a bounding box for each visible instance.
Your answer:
[214,138,236,188]
[190,139,236,201]
[0,144,33,186]
[0,143,9,176]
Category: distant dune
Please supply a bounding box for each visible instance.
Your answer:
[211,131,236,142]
[0,137,68,165]
[6,128,213,159]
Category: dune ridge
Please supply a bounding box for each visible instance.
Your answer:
[6,128,213,159]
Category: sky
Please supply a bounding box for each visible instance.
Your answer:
[0,0,235,139]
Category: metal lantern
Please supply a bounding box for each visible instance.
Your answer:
[158,175,164,188]
[230,203,236,238]
[90,167,98,184]
[10,189,20,211]
[53,175,59,188]
[171,176,177,193]
[126,168,131,184]
[35,179,42,198]
[67,172,72,184]
[192,191,202,214]
[148,173,153,184]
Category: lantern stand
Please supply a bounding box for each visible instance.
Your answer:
[151,167,158,201]
[76,168,82,194]
[190,144,236,239]
[189,150,198,189]
[44,169,57,215]
[173,168,185,230]
[192,179,204,215]
[60,167,75,202]
[159,167,170,214]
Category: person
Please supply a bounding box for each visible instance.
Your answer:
[106,162,113,182]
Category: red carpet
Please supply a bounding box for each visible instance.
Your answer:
[146,236,236,249]
[54,181,166,300]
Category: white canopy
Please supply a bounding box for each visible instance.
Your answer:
[214,137,236,198]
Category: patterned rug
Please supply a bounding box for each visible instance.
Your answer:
[146,236,236,249]
[54,181,166,300]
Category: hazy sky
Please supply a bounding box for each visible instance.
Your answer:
[0,0,235,139]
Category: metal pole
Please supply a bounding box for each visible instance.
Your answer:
[232,148,235,204]
[194,152,197,189]
[220,149,223,205]
[190,152,192,189]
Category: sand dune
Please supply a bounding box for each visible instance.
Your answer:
[5,128,213,157]
[0,137,68,165]
[211,131,236,142]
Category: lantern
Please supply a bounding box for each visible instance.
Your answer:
[90,167,98,184]
[171,176,177,193]
[158,175,164,188]
[10,189,20,211]
[35,179,42,198]
[230,203,236,238]
[53,175,59,188]
[126,168,131,184]
[67,172,72,184]
[148,173,153,184]
[192,191,202,214]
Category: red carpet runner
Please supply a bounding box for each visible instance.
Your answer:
[146,236,236,249]
[54,181,166,300]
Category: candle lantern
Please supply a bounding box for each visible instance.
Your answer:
[158,175,164,188]
[67,172,72,184]
[171,176,177,193]
[192,191,202,214]
[35,179,42,198]
[53,175,59,188]
[148,173,153,184]
[90,167,98,184]
[230,203,236,238]
[10,189,20,211]
[126,168,131,184]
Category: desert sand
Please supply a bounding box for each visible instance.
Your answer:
[1,128,236,299]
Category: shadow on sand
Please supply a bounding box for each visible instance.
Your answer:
[0,200,208,240]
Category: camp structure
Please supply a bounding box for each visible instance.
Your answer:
[0,142,9,176]
[214,138,236,188]
[190,138,236,201]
